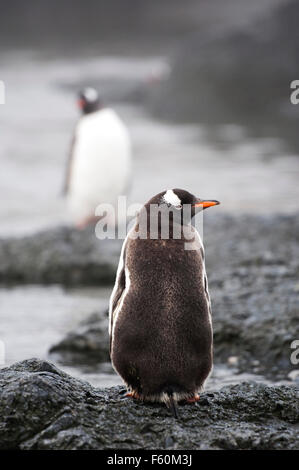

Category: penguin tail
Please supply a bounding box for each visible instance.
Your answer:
[163,387,179,419]
[168,394,179,419]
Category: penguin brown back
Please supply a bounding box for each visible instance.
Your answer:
[109,188,220,417]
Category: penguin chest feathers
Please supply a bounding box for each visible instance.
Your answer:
[69,108,131,210]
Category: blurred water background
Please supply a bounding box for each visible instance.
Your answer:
[0,0,298,387]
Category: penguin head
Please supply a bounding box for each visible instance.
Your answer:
[158,188,219,212]
[77,87,101,114]
[145,188,220,225]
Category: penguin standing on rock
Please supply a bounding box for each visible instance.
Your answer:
[63,88,132,229]
[109,188,220,418]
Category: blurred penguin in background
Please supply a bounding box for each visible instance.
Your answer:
[63,88,132,229]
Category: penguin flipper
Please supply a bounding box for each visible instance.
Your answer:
[108,243,127,354]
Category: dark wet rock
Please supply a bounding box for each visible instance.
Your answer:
[49,310,110,365]
[0,225,121,285]
[205,213,299,380]
[0,359,298,450]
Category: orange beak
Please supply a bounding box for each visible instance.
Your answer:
[193,200,220,209]
[77,98,85,109]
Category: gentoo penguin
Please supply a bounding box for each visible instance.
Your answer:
[109,188,220,418]
[63,87,132,228]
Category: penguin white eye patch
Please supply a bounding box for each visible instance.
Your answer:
[163,189,182,209]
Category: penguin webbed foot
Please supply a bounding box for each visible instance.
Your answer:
[185,394,200,404]
[125,390,141,400]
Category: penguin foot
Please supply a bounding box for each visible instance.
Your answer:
[186,394,200,403]
[125,391,141,400]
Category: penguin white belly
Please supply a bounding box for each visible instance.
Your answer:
[68,108,131,222]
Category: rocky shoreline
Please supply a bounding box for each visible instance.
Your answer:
[0,359,298,450]
[1,213,299,379]
[0,213,298,284]
[0,225,122,285]
[42,213,299,380]
[49,311,110,365]
[1,213,298,449]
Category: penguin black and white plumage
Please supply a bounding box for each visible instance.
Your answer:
[109,188,220,417]
[64,88,132,228]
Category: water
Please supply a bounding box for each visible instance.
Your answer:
[0,285,123,385]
